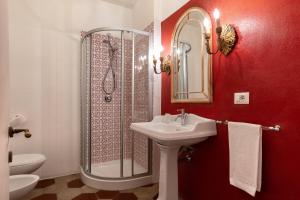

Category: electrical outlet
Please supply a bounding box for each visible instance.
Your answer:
[234,92,249,104]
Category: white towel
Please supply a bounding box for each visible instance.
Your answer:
[228,122,262,196]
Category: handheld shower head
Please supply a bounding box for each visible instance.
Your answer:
[103,37,118,53]
[102,34,118,103]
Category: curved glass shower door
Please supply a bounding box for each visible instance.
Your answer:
[81,28,152,180]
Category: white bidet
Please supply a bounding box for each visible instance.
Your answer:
[9,174,40,200]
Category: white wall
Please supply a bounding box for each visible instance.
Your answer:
[132,0,154,30]
[8,0,189,179]
[8,0,133,179]
[159,0,190,21]
[0,0,9,198]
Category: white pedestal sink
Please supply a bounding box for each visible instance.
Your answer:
[130,114,217,200]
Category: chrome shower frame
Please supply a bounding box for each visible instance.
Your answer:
[80,27,153,182]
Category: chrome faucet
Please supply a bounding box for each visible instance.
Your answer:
[175,109,188,126]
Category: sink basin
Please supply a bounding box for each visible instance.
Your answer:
[130,114,217,146]
[130,114,217,200]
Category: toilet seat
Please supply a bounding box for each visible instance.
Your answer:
[10,154,46,167]
[9,154,46,175]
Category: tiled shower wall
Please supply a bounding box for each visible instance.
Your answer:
[90,23,153,170]
[91,33,131,163]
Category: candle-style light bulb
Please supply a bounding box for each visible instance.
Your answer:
[153,45,164,63]
[213,8,221,27]
[159,45,164,53]
[213,9,220,19]
[203,18,211,34]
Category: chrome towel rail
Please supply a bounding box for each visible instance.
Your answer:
[215,120,281,132]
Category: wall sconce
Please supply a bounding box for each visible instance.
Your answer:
[153,55,171,75]
[203,8,237,56]
[152,45,171,75]
[153,45,171,75]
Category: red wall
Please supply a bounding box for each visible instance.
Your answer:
[161,0,300,199]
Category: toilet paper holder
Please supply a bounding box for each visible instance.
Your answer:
[8,127,31,138]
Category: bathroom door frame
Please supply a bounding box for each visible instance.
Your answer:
[0,0,10,199]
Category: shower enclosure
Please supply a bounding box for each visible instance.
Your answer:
[80,28,153,190]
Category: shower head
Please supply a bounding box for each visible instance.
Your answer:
[102,34,112,45]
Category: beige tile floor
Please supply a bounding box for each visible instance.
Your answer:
[24,174,158,200]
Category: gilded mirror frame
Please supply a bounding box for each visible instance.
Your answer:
[171,7,213,103]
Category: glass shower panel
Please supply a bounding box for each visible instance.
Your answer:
[81,28,152,181]
[122,31,134,177]
[90,31,122,178]
[81,34,91,173]
[132,33,151,175]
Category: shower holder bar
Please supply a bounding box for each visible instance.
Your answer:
[215,120,281,132]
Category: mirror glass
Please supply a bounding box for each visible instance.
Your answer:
[171,7,212,103]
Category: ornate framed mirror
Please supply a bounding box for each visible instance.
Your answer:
[171,7,213,103]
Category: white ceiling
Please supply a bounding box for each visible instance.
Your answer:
[101,0,138,8]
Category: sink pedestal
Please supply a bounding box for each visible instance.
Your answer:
[157,144,181,200]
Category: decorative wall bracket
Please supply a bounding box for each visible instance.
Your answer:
[204,24,237,56]
[153,55,171,75]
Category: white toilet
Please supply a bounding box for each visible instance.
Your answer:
[9,174,40,200]
[9,154,46,175]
